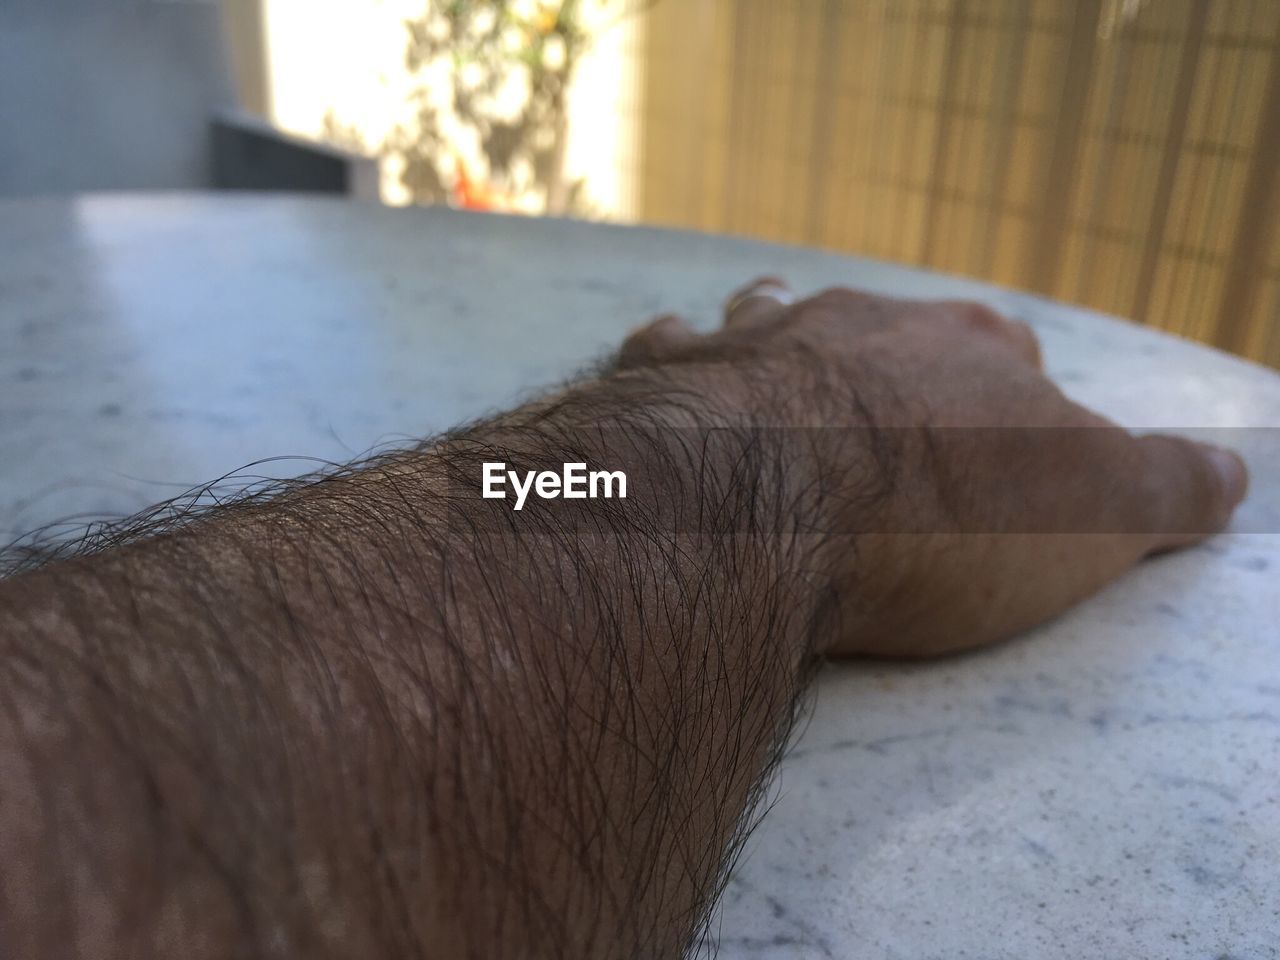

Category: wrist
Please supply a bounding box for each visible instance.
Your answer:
[590,360,898,659]
[438,363,881,658]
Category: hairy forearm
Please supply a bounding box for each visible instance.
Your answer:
[3,278,1245,959]
[0,365,849,958]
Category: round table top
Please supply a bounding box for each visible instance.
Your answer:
[2,193,1277,957]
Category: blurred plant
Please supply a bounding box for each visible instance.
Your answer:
[320,111,370,155]
[386,0,655,214]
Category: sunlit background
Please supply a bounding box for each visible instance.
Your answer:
[224,0,645,215]
[5,0,1280,367]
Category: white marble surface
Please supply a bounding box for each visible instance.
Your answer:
[1,194,1277,957]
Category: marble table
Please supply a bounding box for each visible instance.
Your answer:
[1,194,1276,958]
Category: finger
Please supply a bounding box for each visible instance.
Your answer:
[617,313,698,368]
[724,276,794,329]
[1005,319,1044,369]
[936,301,1043,368]
[1133,435,1249,551]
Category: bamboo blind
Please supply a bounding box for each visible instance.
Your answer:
[634,0,1280,367]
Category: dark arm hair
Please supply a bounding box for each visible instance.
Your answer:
[0,362,876,959]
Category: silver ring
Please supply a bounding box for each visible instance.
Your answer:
[725,283,795,317]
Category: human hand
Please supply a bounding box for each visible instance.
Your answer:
[1,276,1248,960]
[616,279,1249,658]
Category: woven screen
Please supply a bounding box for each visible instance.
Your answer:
[634,0,1280,366]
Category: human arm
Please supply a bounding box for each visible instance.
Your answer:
[0,283,1247,958]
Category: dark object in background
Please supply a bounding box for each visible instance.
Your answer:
[211,111,379,200]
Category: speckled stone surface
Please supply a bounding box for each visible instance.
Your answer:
[2,194,1277,957]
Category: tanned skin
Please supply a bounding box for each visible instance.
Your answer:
[0,281,1247,958]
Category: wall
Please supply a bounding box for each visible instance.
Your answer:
[0,0,236,196]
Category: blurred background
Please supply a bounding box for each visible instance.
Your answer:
[3,0,1279,367]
